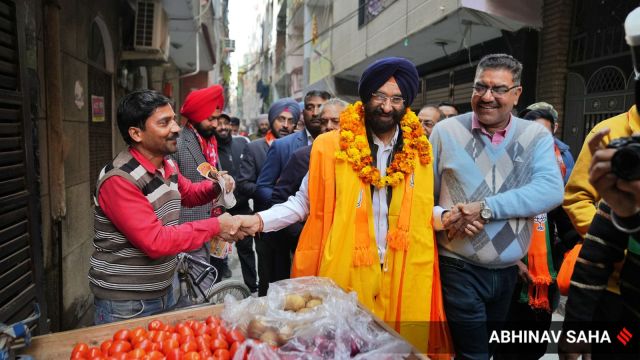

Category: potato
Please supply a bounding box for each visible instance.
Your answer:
[305,299,322,308]
[297,307,312,314]
[279,324,294,342]
[247,318,268,339]
[284,294,306,312]
[260,328,282,347]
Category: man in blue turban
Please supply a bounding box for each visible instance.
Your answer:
[357,57,419,140]
[267,97,300,139]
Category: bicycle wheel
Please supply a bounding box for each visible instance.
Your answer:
[205,279,251,304]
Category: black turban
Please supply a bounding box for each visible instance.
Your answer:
[358,57,419,106]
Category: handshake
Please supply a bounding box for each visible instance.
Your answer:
[442,202,485,240]
[212,213,265,243]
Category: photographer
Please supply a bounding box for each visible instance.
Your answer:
[559,128,640,359]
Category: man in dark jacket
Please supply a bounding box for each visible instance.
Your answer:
[213,113,256,293]
[236,99,301,295]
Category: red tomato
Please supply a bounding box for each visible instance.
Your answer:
[148,341,161,352]
[198,348,212,357]
[210,338,228,351]
[210,327,227,340]
[165,348,184,360]
[226,329,245,344]
[229,342,240,358]
[148,319,164,331]
[178,325,194,338]
[195,336,209,352]
[87,347,102,358]
[160,323,172,332]
[130,326,148,339]
[213,348,230,360]
[100,340,112,355]
[112,329,130,342]
[205,316,220,327]
[109,340,132,355]
[184,320,196,329]
[108,353,128,360]
[169,332,181,342]
[180,341,198,353]
[133,338,152,351]
[71,342,90,358]
[146,350,165,360]
[161,338,180,353]
[150,330,168,343]
[125,348,146,359]
[130,335,146,347]
[184,351,201,360]
[192,322,209,336]
[179,334,196,346]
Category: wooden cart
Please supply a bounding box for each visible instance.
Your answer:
[20,304,223,359]
[19,301,426,359]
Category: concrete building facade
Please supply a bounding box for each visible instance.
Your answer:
[1,0,231,332]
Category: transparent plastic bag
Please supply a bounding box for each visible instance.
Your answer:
[222,277,416,359]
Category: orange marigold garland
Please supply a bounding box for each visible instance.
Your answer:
[336,101,432,188]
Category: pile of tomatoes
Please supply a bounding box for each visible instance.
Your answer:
[69,316,246,360]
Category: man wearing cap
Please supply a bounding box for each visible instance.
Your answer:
[521,102,575,182]
[172,84,232,302]
[283,57,450,354]
[430,54,564,359]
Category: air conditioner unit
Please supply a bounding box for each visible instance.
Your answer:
[222,39,235,52]
[122,0,170,62]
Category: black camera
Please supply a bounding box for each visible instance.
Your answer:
[607,135,640,180]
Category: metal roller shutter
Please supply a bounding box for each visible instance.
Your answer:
[0,0,47,333]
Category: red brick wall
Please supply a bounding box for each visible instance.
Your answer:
[536,0,573,137]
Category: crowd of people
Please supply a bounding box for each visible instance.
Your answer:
[85,26,640,359]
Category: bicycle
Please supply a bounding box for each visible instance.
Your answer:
[174,252,251,309]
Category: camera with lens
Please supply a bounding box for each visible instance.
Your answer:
[607,134,640,180]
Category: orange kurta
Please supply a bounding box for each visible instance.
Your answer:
[291,130,450,356]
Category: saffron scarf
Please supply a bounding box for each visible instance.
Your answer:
[292,131,451,356]
[519,213,557,312]
[264,130,276,146]
[187,122,218,168]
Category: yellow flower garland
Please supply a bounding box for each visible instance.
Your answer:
[336,101,432,188]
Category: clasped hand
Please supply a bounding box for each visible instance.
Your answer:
[442,202,485,240]
[212,213,263,243]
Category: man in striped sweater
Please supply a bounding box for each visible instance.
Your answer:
[89,90,244,325]
[430,54,565,359]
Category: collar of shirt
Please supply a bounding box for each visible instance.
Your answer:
[371,125,399,150]
[305,128,314,145]
[471,112,513,146]
[128,147,175,179]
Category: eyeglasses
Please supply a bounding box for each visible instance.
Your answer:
[371,92,404,106]
[472,84,520,97]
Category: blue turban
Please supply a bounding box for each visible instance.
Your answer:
[268,98,301,125]
[358,57,419,106]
